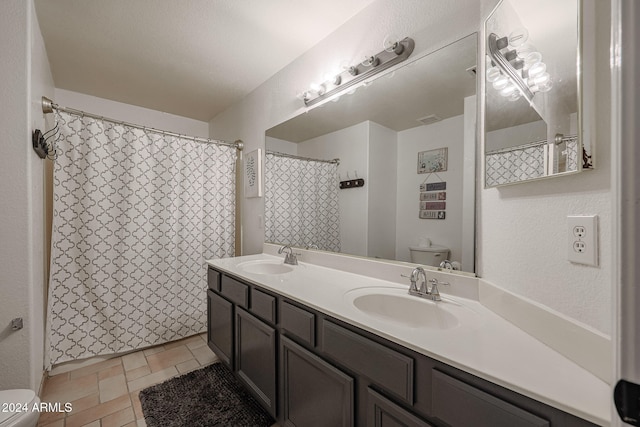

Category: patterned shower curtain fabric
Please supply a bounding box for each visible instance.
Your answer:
[264,153,341,252]
[485,144,546,187]
[46,111,236,367]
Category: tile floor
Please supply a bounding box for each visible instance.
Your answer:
[38,333,218,427]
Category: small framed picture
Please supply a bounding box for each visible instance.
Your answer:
[244,149,262,198]
[418,148,448,173]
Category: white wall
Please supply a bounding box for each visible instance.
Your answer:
[0,0,54,390]
[265,136,297,155]
[298,122,369,256]
[396,116,465,263]
[368,122,397,260]
[477,0,612,334]
[210,0,612,334]
[54,89,210,138]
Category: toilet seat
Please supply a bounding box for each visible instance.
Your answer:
[0,389,39,427]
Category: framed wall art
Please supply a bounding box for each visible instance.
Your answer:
[418,147,448,173]
[244,148,263,198]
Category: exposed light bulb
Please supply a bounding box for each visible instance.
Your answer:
[508,28,529,47]
[523,51,543,68]
[492,75,509,91]
[500,82,518,97]
[528,61,547,78]
[486,66,502,82]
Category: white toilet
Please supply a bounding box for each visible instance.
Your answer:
[0,389,40,427]
[409,245,450,266]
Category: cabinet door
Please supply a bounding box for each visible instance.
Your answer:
[236,308,277,417]
[207,289,233,368]
[367,388,435,427]
[281,336,354,427]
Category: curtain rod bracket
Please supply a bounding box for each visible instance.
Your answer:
[235,140,244,151]
[42,96,55,114]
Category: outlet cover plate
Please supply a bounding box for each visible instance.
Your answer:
[567,215,598,266]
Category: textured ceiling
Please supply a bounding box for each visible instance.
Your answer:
[34,0,376,122]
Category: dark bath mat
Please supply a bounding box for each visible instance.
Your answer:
[139,363,274,427]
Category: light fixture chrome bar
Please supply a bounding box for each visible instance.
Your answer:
[487,33,534,103]
[40,96,242,150]
[266,150,339,165]
[303,37,415,107]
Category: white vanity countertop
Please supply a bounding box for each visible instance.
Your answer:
[206,253,610,426]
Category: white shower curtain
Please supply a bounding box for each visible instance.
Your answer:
[264,153,340,252]
[46,111,236,367]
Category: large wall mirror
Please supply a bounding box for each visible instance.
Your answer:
[483,0,593,187]
[264,34,478,275]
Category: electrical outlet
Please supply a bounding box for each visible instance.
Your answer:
[567,215,598,266]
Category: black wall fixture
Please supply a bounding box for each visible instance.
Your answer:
[339,178,365,189]
[32,129,48,159]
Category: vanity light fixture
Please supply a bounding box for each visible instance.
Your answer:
[298,37,415,107]
[486,29,552,103]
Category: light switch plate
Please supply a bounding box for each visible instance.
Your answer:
[567,215,598,266]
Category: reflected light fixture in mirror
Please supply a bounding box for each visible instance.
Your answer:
[298,36,415,107]
[486,29,552,104]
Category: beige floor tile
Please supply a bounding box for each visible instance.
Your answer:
[42,372,99,404]
[69,392,101,414]
[176,358,200,374]
[38,419,64,427]
[186,336,206,350]
[123,423,138,427]
[36,408,65,426]
[121,351,147,372]
[130,391,143,419]
[165,334,203,350]
[137,419,147,427]
[99,373,128,403]
[101,406,136,427]
[127,366,178,393]
[142,346,164,357]
[190,343,218,366]
[65,394,131,427]
[44,372,70,390]
[124,365,151,382]
[99,363,125,380]
[69,357,122,380]
[146,346,193,372]
[81,421,101,427]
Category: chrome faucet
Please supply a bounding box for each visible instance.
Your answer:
[278,245,298,265]
[406,267,449,301]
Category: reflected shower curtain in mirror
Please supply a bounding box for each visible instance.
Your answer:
[46,111,236,367]
[264,153,340,252]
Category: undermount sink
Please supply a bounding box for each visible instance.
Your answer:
[238,260,294,275]
[345,287,473,330]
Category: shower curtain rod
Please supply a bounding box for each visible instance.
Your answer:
[41,96,243,150]
[485,133,577,156]
[266,150,340,165]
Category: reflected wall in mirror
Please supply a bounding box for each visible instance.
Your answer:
[265,34,478,274]
[483,0,592,187]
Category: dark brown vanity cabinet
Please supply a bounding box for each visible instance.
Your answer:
[206,289,233,367]
[206,267,598,427]
[281,336,354,427]
[235,307,277,417]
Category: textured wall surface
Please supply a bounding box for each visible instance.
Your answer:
[0,0,54,390]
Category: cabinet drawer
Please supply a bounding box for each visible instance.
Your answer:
[251,288,277,324]
[280,300,315,346]
[220,275,249,308]
[367,388,434,427]
[207,268,220,291]
[321,320,414,404]
[432,370,549,427]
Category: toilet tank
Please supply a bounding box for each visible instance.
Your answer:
[409,245,450,266]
